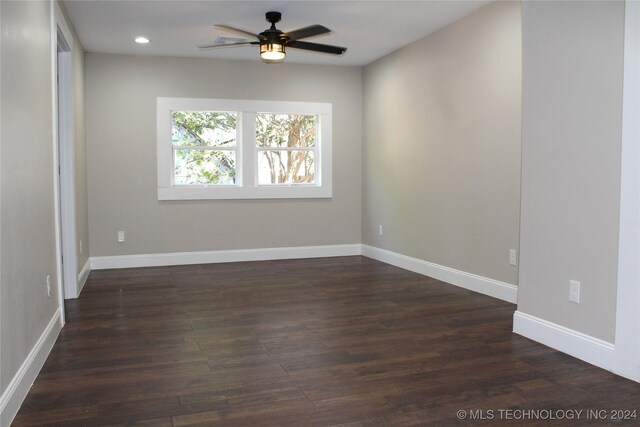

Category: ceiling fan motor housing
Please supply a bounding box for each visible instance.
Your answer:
[261,11,285,44]
[265,11,282,25]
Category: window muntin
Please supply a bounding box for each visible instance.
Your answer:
[157,98,332,200]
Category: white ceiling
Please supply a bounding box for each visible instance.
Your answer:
[63,0,491,67]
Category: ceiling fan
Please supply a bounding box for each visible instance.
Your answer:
[199,11,347,63]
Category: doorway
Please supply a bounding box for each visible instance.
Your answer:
[54,23,79,314]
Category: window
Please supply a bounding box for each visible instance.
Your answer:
[172,111,237,185]
[157,98,332,200]
[256,113,317,185]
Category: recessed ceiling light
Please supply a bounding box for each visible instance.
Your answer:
[134,37,150,44]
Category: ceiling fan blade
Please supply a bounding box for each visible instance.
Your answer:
[286,40,347,55]
[198,42,256,51]
[283,25,330,41]
[214,25,260,40]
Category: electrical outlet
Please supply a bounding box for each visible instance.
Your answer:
[569,280,581,303]
[117,231,125,243]
[378,225,383,236]
[79,240,83,254]
[509,249,517,266]
[46,275,51,298]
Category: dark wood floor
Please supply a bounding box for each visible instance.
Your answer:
[13,256,640,426]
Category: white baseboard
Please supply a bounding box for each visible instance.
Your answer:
[90,245,517,305]
[0,308,63,426]
[90,244,362,270]
[77,258,91,296]
[361,245,517,303]
[91,244,517,303]
[513,310,615,371]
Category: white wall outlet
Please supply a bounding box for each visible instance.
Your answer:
[117,230,125,243]
[509,249,517,266]
[46,275,51,298]
[569,280,581,303]
[378,225,383,236]
[79,240,83,254]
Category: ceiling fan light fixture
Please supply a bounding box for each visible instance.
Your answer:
[203,12,346,62]
[260,42,285,63]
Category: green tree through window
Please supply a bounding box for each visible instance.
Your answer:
[172,111,237,185]
[172,111,317,186]
[256,113,316,185]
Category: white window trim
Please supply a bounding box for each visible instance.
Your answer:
[157,98,332,200]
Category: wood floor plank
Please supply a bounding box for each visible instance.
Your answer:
[12,256,640,426]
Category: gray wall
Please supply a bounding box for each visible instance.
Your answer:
[1,0,59,392]
[518,0,624,343]
[362,1,521,285]
[85,54,362,256]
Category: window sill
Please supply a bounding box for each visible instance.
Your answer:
[158,185,332,201]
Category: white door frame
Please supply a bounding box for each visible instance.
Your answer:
[614,0,640,382]
[52,3,79,309]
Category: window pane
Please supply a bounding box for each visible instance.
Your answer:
[172,111,236,147]
[256,113,316,148]
[258,150,315,185]
[174,149,236,185]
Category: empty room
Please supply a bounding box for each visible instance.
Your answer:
[1,0,640,425]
